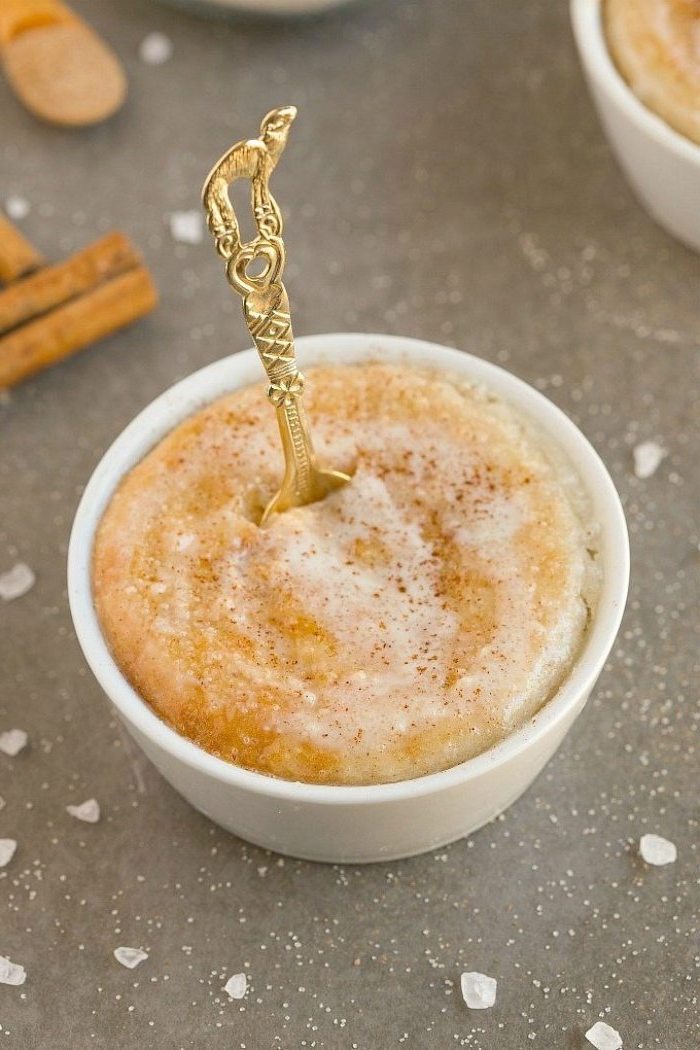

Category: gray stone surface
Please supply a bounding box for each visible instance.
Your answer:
[1,1,698,1047]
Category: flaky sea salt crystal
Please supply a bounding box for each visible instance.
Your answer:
[0,840,17,868]
[585,1020,623,1049]
[224,972,247,1000]
[66,798,100,824]
[169,210,202,245]
[0,729,28,756]
[139,32,173,65]
[639,833,677,866]
[0,563,35,602]
[460,971,497,1009]
[5,195,30,220]
[114,947,148,969]
[633,440,665,479]
[0,956,26,986]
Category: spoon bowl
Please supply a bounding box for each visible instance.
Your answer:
[0,0,126,126]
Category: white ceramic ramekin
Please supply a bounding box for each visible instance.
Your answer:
[68,334,629,863]
[159,0,357,16]
[571,0,700,252]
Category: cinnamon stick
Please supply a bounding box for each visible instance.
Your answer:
[0,214,43,282]
[0,265,157,389]
[0,230,139,335]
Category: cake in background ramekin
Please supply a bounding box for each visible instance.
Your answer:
[605,0,700,145]
[571,0,700,252]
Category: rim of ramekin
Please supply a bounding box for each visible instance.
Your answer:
[165,0,354,12]
[68,334,629,806]
[570,0,700,166]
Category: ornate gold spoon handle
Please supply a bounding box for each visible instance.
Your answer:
[202,106,350,524]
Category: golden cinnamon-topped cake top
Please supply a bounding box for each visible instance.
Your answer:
[93,362,599,786]
[606,0,700,144]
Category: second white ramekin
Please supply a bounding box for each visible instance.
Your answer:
[571,0,700,252]
[158,0,358,15]
[68,334,629,863]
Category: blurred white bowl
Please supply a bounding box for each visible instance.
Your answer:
[571,0,700,252]
[68,334,629,863]
[160,0,359,15]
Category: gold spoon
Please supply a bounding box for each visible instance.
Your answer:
[202,106,351,525]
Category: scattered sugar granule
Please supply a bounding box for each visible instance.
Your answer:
[0,840,17,868]
[0,729,28,756]
[0,956,26,987]
[0,563,35,602]
[633,440,665,479]
[460,971,497,1009]
[585,1020,623,1050]
[5,195,30,221]
[169,210,203,245]
[114,947,148,969]
[639,833,677,866]
[139,32,173,65]
[224,973,247,1000]
[66,798,100,824]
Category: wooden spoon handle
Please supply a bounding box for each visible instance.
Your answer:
[0,0,75,47]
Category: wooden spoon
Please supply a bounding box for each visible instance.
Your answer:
[0,0,127,127]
